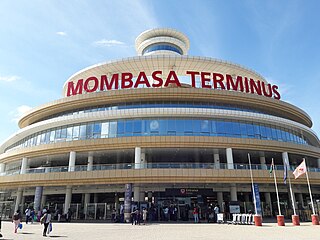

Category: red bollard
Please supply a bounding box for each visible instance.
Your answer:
[254,215,262,226]
[292,215,300,226]
[311,214,319,225]
[277,215,285,226]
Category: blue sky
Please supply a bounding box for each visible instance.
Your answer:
[0,0,319,144]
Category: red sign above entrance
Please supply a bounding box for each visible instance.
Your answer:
[66,70,281,100]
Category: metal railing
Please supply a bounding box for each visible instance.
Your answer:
[0,162,319,176]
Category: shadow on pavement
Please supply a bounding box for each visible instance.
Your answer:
[49,235,68,238]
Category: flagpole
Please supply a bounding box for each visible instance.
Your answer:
[272,158,281,216]
[285,157,297,216]
[303,158,315,215]
[248,153,257,215]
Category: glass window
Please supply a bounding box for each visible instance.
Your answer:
[266,126,272,140]
[67,126,73,140]
[271,128,277,140]
[45,131,50,143]
[211,120,217,135]
[79,125,86,139]
[216,121,225,136]
[117,121,124,137]
[86,123,93,139]
[184,119,193,135]
[201,120,210,134]
[93,122,102,138]
[247,123,254,137]
[240,123,247,137]
[176,120,184,135]
[55,128,61,139]
[233,122,241,135]
[133,120,142,134]
[260,125,267,139]
[61,127,67,139]
[109,121,117,138]
[125,120,133,136]
[71,125,79,140]
[101,122,109,138]
[193,120,201,134]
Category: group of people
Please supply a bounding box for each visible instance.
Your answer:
[11,207,53,236]
[193,204,220,223]
[130,208,148,225]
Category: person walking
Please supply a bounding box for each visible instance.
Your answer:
[214,205,220,223]
[66,208,72,222]
[25,207,31,224]
[131,208,137,225]
[12,209,22,233]
[40,209,52,237]
[193,206,199,223]
[142,208,148,225]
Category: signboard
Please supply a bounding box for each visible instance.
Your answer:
[66,70,280,100]
[229,205,241,214]
[124,184,132,215]
[253,183,262,215]
[165,188,213,196]
[34,186,43,212]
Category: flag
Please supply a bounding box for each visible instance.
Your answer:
[284,163,287,184]
[293,159,307,179]
[269,159,274,177]
[283,157,289,184]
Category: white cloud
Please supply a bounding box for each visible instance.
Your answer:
[93,39,125,47]
[10,105,33,123]
[0,75,20,82]
[56,31,67,36]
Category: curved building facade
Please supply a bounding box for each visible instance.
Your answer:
[0,28,319,221]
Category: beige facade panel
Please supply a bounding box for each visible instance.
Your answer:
[19,87,312,129]
[1,136,320,163]
[0,168,319,189]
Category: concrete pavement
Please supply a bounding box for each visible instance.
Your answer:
[0,221,319,240]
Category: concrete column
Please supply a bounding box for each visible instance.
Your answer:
[20,157,28,174]
[0,163,6,174]
[133,186,140,202]
[64,186,72,214]
[230,184,237,201]
[84,193,90,218]
[298,193,304,208]
[226,148,234,169]
[34,186,43,212]
[87,152,93,171]
[213,149,220,169]
[41,195,47,209]
[259,152,267,170]
[317,159,320,169]
[217,192,223,210]
[135,147,141,169]
[14,187,23,212]
[68,151,76,172]
[264,192,272,215]
[21,196,25,208]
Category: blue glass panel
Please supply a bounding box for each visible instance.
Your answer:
[117,121,124,137]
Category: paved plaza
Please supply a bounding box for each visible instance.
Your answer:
[0,221,319,240]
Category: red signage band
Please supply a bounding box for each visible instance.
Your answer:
[66,70,281,100]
